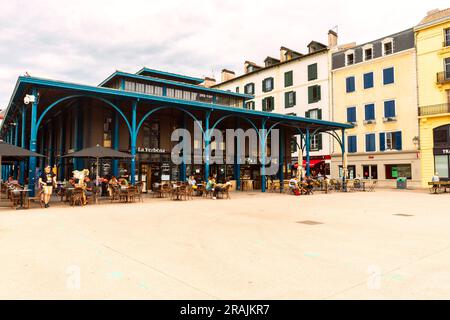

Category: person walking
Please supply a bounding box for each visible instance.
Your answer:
[38,165,57,208]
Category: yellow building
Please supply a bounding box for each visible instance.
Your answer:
[415,8,450,186]
[331,28,421,188]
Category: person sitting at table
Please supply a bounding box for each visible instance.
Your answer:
[212,180,232,199]
[7,176,19,185]
[119,177,129,188]
[289,176,300,196]
[81,176,94,205]
[108,176,119,197]
[432,172,440,190]
[206,176,216,198]
[188,176,197,190]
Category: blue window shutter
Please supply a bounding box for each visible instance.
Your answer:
[380,133,386,151]
[383,67,394,85]
[395,132,402,150]
[366,134,375,152]
[364,73,374,89]
[346,77,355,93]
[353,137,357,153]
[347,107,356,123]
[384,100,395,117]
[365,104,375,120]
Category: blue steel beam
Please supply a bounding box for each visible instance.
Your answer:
[305,127,311,177]
[29,88,38,196]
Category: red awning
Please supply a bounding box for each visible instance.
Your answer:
[302,159,325,167]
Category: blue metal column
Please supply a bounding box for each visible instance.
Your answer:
[73,104,84,170]
[59,115,66,180]
[112,111,119,177]
[19,106,27,185]
[180,114,187,181]
[234,119,241,191]
[204,110,211,181]
[260,119,267,193]
[278,128,285,192]
[341,128,347,192]
[305,127,311,177]
[13,118,19,179]
[130,101,137,184]
[49,122,55,167]
[29,88,38,196]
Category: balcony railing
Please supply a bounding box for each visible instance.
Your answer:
[419,103,450,116]
[437,72,450,85]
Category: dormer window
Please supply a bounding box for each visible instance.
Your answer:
[363,45,373,61]
[346,50,355,66]
[382,38,394,56]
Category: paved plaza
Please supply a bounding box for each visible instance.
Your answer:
[0,190,449,300]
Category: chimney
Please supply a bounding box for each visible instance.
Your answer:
[221,69,235,82]
[280,47,289,62]
[328,30,338,48]
[203,77,216,88]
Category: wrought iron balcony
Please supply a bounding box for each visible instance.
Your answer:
[436,72,450,85]
[419,103,450,116]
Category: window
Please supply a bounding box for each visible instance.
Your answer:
[445,58,450,79]
[364,48,373,61]
[103,116,112,148]
[347,107,357,123]
[380,131,402,151]
[262,77,274,92]
[435,155,449,179]
[236,87,239,93]
[385,164,411,179]
[284,71,293,87]
[348,136,357,153]
[363,72,374,89]
[434,125,450,147]
[305,108,322,119]
[307,63,318,81]
[245,101,255,110]
[365,134,376,152]
[363,165,378,179]
[310,134,322,151]
[346,52,355,65]
[384,100,396,118]
[244,83,255,95]
[291,138,298,154]
[143,122,160,149]
[383,67,395,85]
[346,76,355,93]
[285,91,296,108]
[308,85,321,103]
[383,40,393,55]
[262,97,275,112]
[445,28,450,47]
[364,104,375,121]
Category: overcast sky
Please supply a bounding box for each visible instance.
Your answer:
[0,0,448,107]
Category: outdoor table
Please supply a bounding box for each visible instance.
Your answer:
[14,189,31,210]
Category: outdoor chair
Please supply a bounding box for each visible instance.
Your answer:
[367,180,377,192]
[10,189,22,209]
[161,184,172,198]
[217,184,231,199]
[110,185,120,202]
[196,183,205,197]
[134,182,144,202]
[126,186,138,203]
[70,188,85,206]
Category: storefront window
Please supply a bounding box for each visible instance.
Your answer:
[385,164,412,179]
[435,155,449,179]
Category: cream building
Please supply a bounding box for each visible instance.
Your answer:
[213,31,339,175]
[331,28,421,188]
[415,8,450,186]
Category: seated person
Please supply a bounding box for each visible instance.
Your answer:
[108,176,119,196]
[432,172,440,189]
[206,176,216,196]
[83,177,94,205]
[289,176,300,195]
[212,180,232,199]
[187,176,197,189]
[119,177,129,188]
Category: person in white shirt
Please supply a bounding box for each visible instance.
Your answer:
[432,172,440,183]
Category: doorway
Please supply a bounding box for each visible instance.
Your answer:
[140,163,151,193]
